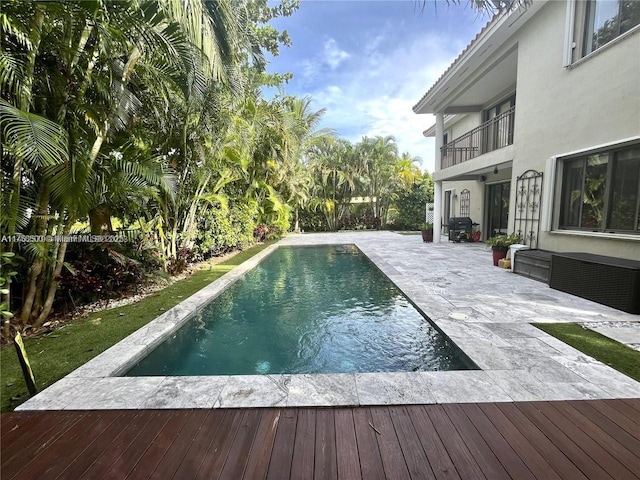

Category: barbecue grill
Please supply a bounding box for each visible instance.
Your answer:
[448,217,473,242]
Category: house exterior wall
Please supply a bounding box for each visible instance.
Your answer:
[441,180,482,220]
[441,168,511,241]
[425,1,639,259]
[511,1,640,259]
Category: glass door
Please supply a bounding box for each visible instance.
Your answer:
[443,190,452,234]
[483,96,515,153]
[487,182,510,237]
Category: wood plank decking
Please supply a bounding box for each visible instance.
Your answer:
[2,400,639,479]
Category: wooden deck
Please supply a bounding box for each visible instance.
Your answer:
[2,400,639,479]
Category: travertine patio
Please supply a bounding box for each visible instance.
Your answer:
[17,231,640,410]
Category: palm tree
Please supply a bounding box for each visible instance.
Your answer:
[359,135,399,225]
[1,0,248,327]
[395,152,423,189]
[277,96,333,232]
[309,139,360,231]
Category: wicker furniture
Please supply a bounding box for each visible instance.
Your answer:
[549,252,640,314]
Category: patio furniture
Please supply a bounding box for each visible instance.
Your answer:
[513,249,553,283]
[549,252,640,314]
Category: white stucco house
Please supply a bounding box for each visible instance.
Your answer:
[413,0,640,262]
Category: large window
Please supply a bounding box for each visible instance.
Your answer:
[580,1,640,57]
[559,145,640,233]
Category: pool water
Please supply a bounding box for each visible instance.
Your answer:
[126,245,476,376]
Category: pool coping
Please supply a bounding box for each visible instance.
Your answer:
[17,233,640,410]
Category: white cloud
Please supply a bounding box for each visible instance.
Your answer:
[299,59,320,79]
[269,3,487,173]
[297,38,350,83]
[364,34,385,56]
[322,38,351,69]
[305,32,466,173]
[313,85,344,106]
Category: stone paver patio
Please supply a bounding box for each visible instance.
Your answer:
[17,232,640,410]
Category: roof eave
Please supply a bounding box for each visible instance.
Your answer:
[413,2,544,114]
[413,13,503,114]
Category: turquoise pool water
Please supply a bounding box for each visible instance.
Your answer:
[126,245,476,376]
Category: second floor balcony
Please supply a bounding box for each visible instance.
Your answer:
[441,106,515,169]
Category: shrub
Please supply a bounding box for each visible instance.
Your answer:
[231,203,258,248]
[341,203,376,230]
[267,207,291,238]
[193,200,259,259]
[298,208,328,232]
[253,224,268,242]
[393,176,434,230]
[57,240,163,308]
[167,247,196,275]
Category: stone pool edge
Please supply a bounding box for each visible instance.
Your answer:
[16,234,640,410]
[16,242,282,410]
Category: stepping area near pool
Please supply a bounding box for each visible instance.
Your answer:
[17,232,640,410]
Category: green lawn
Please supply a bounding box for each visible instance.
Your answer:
[534,322,640,382]
[1,240,276,412]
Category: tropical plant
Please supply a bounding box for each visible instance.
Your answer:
[359,135,399,224]
[485,233,522,249]
[0,251,21,338]
[0,0,289,330]
[309,139,360,231]
[393,172,434,230]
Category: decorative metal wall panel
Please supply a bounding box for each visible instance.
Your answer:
[459,189,470,217]
[514,170,543,248]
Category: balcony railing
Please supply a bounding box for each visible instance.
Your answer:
[440,106,515,169]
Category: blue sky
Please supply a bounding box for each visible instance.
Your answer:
[265,1,492,172]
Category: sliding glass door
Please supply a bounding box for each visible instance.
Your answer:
[487,182,510,237]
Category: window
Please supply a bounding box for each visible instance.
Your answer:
[577,1,640,59]
[559,145,640,233]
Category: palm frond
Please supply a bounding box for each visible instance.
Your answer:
[0,99,69,168]
[0,9,32,50]
[0,173,34,232]
[0,50,25,99]
[108,84,143,134]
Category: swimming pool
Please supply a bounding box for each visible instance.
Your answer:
[126,245,476,376]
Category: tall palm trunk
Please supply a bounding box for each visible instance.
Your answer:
[7,8,45,245]
[34,236,70,327]
[87,46,142,171]
[20,181,50,324]
[24,46,142,325]
[16,12,98,326]
[88,204,114,234]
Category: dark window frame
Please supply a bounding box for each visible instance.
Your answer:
[577,0,640,59]
[558,144,640,234]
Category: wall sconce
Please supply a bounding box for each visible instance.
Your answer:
[493,166,499,175]
[480,175,487,182]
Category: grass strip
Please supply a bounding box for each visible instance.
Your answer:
[534,322,640,382]
[1,240,276,412]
